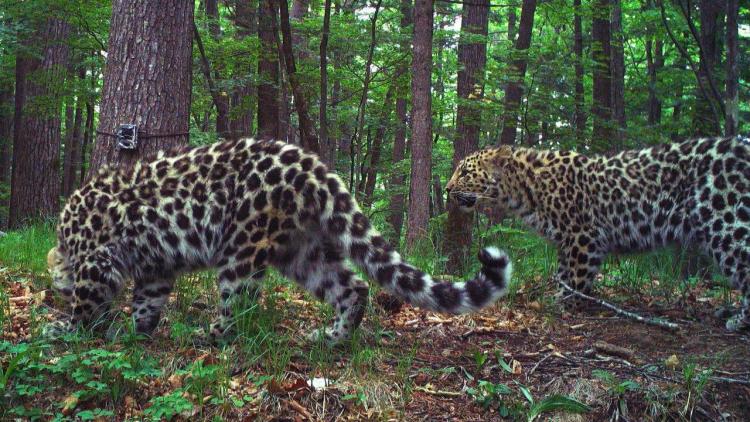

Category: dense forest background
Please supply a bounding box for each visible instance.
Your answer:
[0,0,748,265]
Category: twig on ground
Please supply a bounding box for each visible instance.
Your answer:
[708,376,750,386]
[414,386,463,397]
[560,281,680,331]
[593,340,641,364]
[528,353,553,377]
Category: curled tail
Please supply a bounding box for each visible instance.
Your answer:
[320,180,512,313]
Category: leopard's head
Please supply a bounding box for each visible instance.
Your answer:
[446,146,512,212]
[47,247,74,302]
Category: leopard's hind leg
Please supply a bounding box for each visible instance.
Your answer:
[131,278,174,335]
[710,234,750,331]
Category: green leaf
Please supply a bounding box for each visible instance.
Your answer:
[527,395,591,421]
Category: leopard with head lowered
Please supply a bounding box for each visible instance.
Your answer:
[46,138,512,343]
[446,136,750,332]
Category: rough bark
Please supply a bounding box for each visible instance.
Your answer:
[610,0,626,136]
[724,0,739,136]
[405,0,433,248]
[591,0,613,149]
[9,19,70,228]
[498,0,537,145]
[279,0,319,153]
[319,0,332,166]
[87,0,192,176]
[573,0,586,142]
[446,0,489,272]
[257,0,281,140]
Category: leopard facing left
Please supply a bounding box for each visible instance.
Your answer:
[46,138,512,343]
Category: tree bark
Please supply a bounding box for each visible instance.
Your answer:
[591,0,613,149]
[229,0,256,137]
[445,0,489,272]
[278,0,319,153]
[573,0,586,142]
[646,37,663,126]
[498,0,537,145]
[206,0,230,136]
[61,66,84,197]
[87,0,192,176]
[257,0,281,140]
[0,80,12,227]
[9,19,70,228]
[318,0,332,166]
[80,99,94,185]
[405,0,433,248]
[692,0,722,136]
[363,77,398,208]
[724,0,739,136]
[610,0,626,137]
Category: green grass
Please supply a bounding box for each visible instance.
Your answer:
[0,221,56,274]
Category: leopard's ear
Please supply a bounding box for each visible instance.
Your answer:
[487,145,513,168]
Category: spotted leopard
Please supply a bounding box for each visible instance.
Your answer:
[446,136,750,331]
[46,138,512,343]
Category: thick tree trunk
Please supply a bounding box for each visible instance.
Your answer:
[9,19,69,228]
[445,0,489,272]
[88,0,192,175]
[610,0,626,138]
[591,0,613,149]
[498,0,537,145]
[206,0,230,136]
[405,0,433,248]
[257,0,281,140]
[725,0,739,136]
[573,0,586,142]
[229,0,256,137]
[279,0,319,153]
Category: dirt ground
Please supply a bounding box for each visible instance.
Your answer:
[3,275,750,421]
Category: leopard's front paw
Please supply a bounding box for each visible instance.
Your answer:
[725,313,750,332]
[305,327,346,345]
[41,319,72,339]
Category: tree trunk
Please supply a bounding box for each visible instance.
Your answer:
[724,0,739,136]
[206,0,230,136]
[279,0,319,153]
[319,0,332,166]
[508,7,517,42]
[0,82,12,227]
[591,0,613,149]
[257,0,281,140]
[88,0,192,176]
[229,0,256,137]
[9,19,69,228]
[498,0,537,145]
[646,38,663,126]
[61,66,84,197]
[405,0,433,248]
[573,0,586,142]
[446,0,489,272]
[80,99,94,185]
[363,78,398,208]
[610,0,626,137]
[692,0,722,136]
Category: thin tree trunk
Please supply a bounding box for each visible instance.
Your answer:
[363,78,398,208]
[319,0,332,166]
[0,82,12,227]
[724,0,739,136]
[80,99,94,185]
[646,37,663,126]
[206,0,230,136]
[388,0,412,241]
[591,0,613,149]
[692,0,722,136]
[610,0,626,138]
[88,0,192,175]
[257,0,281,140]
[432,174,444,216]
[229,0,256,137]
[9,19,70,228]
[405,0,433,248]
[61,67,83,197]
[573,0,586,142]
[498,0,537,145]
[446,0,489,272]
[278,0,319,153]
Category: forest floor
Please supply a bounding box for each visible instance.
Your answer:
[2,263,750,421]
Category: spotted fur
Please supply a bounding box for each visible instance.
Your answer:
[446,136,750,332]
[46,138,512,342]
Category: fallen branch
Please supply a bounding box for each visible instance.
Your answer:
[414,386,463,397]
[559,281,679,331]
[593,340,641,364]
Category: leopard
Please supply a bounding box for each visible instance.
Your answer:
[445,135,750,332]
[45,137,512,344]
